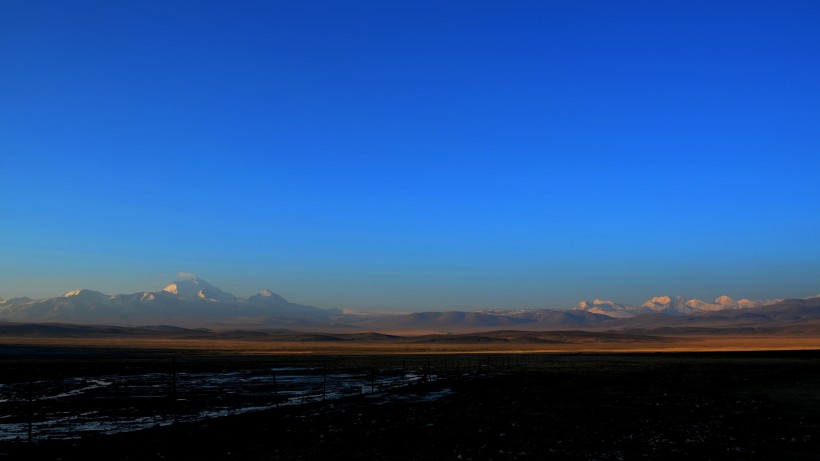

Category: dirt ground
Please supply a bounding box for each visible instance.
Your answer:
[2,334,820,354]
[2,349,820,460]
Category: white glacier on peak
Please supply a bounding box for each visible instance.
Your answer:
[574,294,780,317]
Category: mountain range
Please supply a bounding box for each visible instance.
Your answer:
[0,277,342,327]
[1,277,819,333]
[572,295,778,318]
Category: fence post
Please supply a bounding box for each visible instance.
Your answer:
[171,357,177,397]
[171,357,178,423]
[273,372,279,407]
[27,378,33,445]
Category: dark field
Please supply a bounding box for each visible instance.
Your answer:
[2,346,820,460]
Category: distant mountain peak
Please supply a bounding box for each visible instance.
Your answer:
[573,293,785,317]
[248,289,289,305]
[641,296,675,311]
[63,289,108,299]
[643,295,673,305]
[1,297,33,306]
[685,299,707,308]
[163,277,206,295]
[593,299,616,305]
[162,277,237,303]
[0,280,341,326]
[577,299,619,309]
[573,299,636,318]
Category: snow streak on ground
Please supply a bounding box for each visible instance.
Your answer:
[0,367,442,441]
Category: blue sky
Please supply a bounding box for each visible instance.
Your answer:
[2,1,819,311]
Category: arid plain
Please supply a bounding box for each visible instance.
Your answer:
[2,340,820,460]
[2,330,820,354]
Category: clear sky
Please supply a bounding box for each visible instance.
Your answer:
[2,1,819,311]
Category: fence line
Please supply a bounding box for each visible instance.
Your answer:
[2,353,564,443]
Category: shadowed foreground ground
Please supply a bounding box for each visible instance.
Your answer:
[3,351,820,460]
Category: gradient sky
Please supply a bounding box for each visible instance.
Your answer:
[2,1,819,311]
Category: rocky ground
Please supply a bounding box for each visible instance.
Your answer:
[2,351,820,460]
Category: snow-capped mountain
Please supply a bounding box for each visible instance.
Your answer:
[574,295,778,317]
[0,297,34,306]
[0,277,341,326]
[574,299,644,318]
[1,279,815,332]
[162,278,238,303]
[248,288,289,305]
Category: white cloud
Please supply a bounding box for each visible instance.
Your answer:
[177,272,198,278]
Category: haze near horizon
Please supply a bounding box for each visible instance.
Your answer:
[2,1,819,311]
